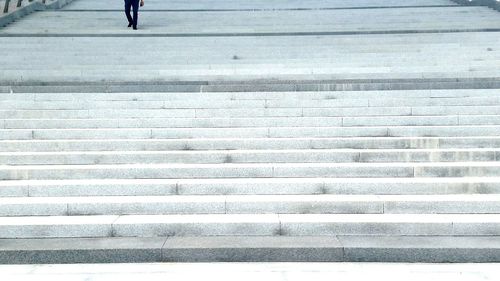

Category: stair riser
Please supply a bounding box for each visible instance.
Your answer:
[2,180,500,197]
[1,236,499,264]
[1,200,500,216]
[3,97,500,109]
[5,106,500,119]
[2,89,500,101]
[0,151,498,165]
[1,221,498,238]
[3,126,500,140]
[2,165,500,180]
[5,115,500,128]
[4,138,500,152]
[0,117,464,129]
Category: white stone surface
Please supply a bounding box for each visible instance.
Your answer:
[0,0,500,263]
[1,262,500,281]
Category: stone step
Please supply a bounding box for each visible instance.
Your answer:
[3,126,500,140]
[1,214,499,238]
[3,6,497,35]
[0,149,498,165]
[2,162,500,180]
[0,194,499,216]
[2,137,500,152]
[3,74,500,87]
[1,235,499,264]
[2,177,499,197]
[0,46,499,56]
[1,59,498,74]
[4,76,499,92]
[4,39,488,46]
[2,54,493,66]
[60,0,461,10]
[3,96,500,110]
[5,62,497,73]
[1,49,497,59]
[2,47,497,56]
[2,62,498,74]
[2,30,491,44]
[3,52,496,64]
[3,54,498,67]
[1,89,499,101]
[5,115,500,129]
[16,71,500,81]
[5,106,500,119]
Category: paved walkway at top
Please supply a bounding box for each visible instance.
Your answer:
[1,262,499,281]
[63,0,456,11]
[1,0,497,35]
[3,6,499,35]
[0,0,498,84]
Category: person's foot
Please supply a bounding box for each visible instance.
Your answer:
[128,22,132,27]
[133,26,137,30]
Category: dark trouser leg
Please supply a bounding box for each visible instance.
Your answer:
[124,0,133,24]
[131,0,140,28]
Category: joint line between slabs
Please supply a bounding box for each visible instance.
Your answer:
[160,236,170,261]
[110,215,121,237]
[278,213,283,236]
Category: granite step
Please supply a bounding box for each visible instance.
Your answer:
[2,177,499,197]
[2,137,500,152]
[1,214,499,238]
[5,107,500,119]
[3,96,500,109]
[3,162,500,180]
[3,126,500,140]
[0,194,499,216]
[0,149,498,165]
[1,89,499,101]
[1,235,499,264]
[3,115,500,129]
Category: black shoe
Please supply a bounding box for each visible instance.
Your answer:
[133,26,137,30]
[128,22,132,27]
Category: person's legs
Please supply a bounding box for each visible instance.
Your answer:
[124,0,133,26]
[131,0,140,29]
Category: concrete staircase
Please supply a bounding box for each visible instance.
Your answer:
[1,88,500,263]
[0,0,500,263]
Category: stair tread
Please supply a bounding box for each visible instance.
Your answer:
[2,235,500,263]
[3,213,500,224]
[3,194,500,203]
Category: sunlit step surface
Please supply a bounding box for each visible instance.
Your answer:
[1,235,500,263]
[2,177,499,197]
[1,214,500,238]
[0,194,499,216]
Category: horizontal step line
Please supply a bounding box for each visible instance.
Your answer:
[2,148,499,153]
[3,77,498,87]
[2,177,500,184]
[3,29,500,38]
[2,162,500,168]
[2,177,499,196]
[1,194,500,216]
[0,236,499,263]
[2,194,499,203]
[60,5,460,13]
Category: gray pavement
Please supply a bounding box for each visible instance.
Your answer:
[5,6,499,35]
[0,0,498,84]
[1,262,500,281]
[1,0,500,265]
[62,0,458,11]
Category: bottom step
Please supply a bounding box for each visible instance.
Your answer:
[1,236,499,264]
